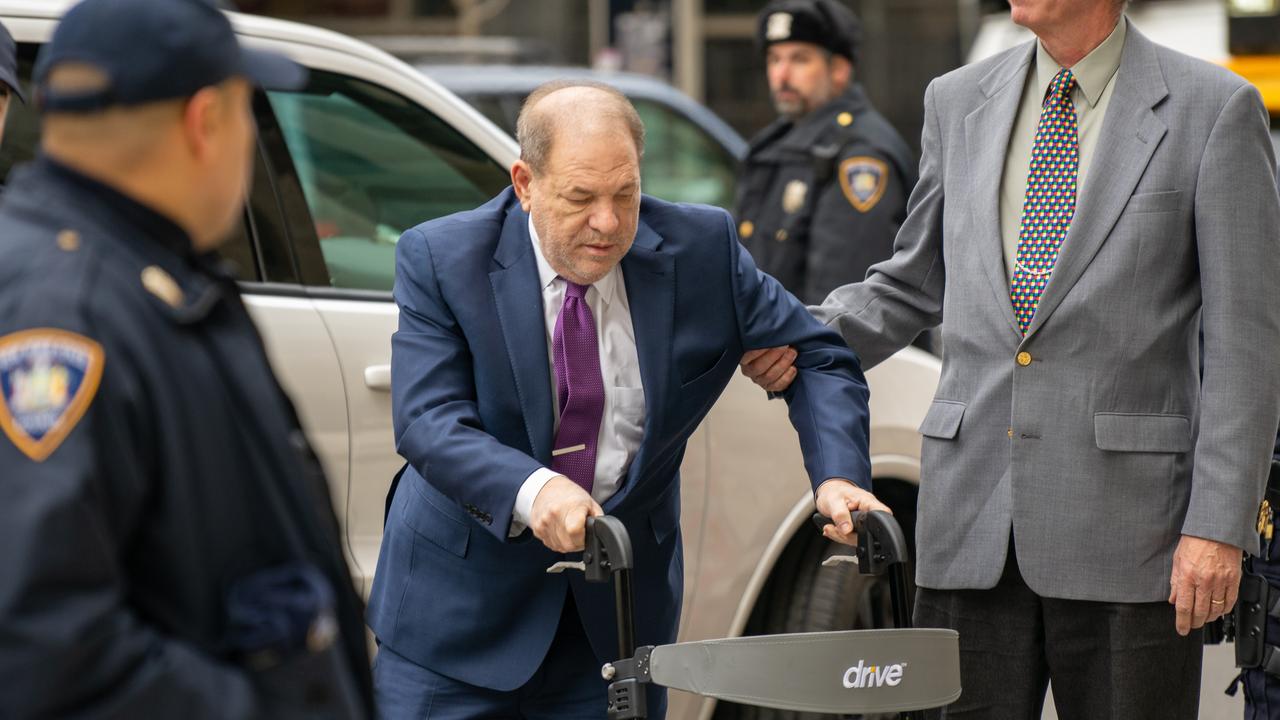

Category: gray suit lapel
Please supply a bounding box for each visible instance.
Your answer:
[1024,27,1169,339]
[965,42,1036,337]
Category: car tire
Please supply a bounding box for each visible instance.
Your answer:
[714,479,918,720]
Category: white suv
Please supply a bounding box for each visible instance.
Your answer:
[0,4,940,718]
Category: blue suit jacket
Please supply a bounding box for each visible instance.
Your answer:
[366,189,870,690]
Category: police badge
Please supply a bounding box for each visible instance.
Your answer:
[0,329,104,461]
[782,180,808,214]
[765,12,793,41]
[839,156,889,213]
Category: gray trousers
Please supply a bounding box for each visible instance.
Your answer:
[915,537,1202,719]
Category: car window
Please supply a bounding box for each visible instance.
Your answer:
[462,93,516,136]
[267,71,510,292]
[0,43,263,282]
[632,98,738,209]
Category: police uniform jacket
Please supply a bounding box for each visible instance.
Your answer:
[0,158,374,719]
[736,83,916,304]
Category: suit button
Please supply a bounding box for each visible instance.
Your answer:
[739,220,754,239]
[56,229,80,252]
[1016,351,1032,367]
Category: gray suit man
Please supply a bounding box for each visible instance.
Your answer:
[744,0,1280,716]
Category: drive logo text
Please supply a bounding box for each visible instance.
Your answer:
[842,660,906,689]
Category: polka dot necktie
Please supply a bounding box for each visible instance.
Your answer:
[550,280,604,494]
[1010,68,1079,335]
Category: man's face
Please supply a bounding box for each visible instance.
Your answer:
[204,78,256,248]
[523,127,640,286]
[767,42,839,120]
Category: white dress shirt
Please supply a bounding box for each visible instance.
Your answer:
[509,218,646,536]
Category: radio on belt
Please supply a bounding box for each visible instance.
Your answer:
[548,510,962,719]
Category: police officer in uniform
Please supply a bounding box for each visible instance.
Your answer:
[736,0,916,305]
[0,0,374,717]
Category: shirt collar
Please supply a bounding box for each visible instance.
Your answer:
[527,215,618,308]
[1035,16,1126,109]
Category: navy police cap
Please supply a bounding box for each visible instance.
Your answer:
[0,21,24,103]
[34,0,306,113]
[757,0,862,65]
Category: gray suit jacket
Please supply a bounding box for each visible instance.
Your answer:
[815,26,1280,602]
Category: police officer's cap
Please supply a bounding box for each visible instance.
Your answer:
[33,0,306,113]
[757,0,861,65]
[0,21,25,104]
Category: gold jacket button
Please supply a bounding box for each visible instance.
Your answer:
[837,111,853,127]
[56,229,80,252]
[739,220,754,239]
[1016,351,1032,367]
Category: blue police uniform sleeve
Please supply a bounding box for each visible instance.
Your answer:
[0,320,259,718]
[391,227,544,540]
[722,209,872,491]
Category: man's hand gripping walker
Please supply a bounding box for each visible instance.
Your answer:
[549,511,962,718]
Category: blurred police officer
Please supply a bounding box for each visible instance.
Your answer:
[0,0,374,717]
[736,0,916,305]
[0,20,27,158]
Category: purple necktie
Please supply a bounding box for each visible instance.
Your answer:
[550,280,604,493]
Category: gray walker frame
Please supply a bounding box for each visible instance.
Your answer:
[549,510,962,718]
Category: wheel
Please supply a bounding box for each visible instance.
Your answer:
[713,479,918,720]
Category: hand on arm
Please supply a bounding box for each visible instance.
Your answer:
[1168,534,1242,636]
[815,479,891,546]
[739,346,798,393]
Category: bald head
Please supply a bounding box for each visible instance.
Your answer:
[516,80,645,174]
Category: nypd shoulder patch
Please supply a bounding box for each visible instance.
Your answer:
[839,156,890,213]
[0,329,104,462]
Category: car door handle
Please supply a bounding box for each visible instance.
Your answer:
[364,364,391,392]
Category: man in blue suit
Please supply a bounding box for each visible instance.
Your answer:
[367,80,885,719]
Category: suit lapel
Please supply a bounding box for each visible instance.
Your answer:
[965,42,1036,337]
[1025,26,1168,339]
[606,221,673,512]
[489,203,555,464]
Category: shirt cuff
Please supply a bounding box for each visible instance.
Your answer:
[509,467,561,537]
